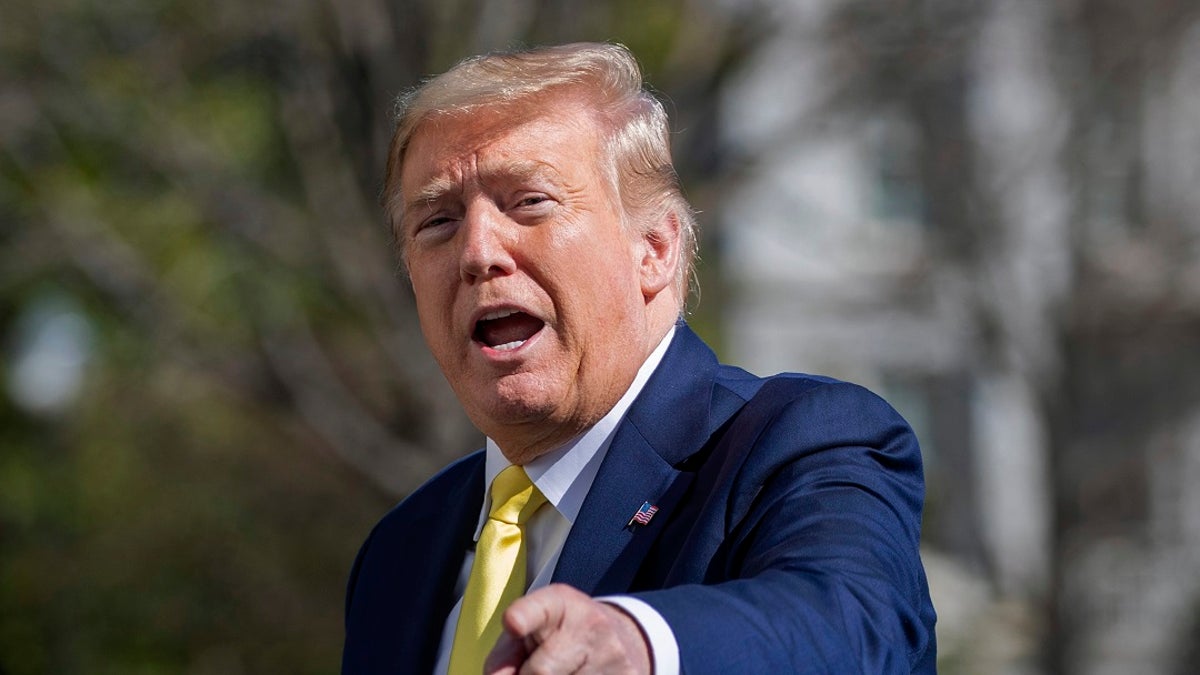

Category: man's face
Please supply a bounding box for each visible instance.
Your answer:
[398,96,658,463]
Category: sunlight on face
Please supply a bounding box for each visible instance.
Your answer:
[399,95,663,463]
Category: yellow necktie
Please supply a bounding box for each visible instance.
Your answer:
[448,465,547,674]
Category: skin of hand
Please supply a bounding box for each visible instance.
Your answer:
[484,584,652,674]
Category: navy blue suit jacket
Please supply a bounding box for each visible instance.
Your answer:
[343,324,937,673]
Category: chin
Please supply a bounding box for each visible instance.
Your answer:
[466,387,559,432]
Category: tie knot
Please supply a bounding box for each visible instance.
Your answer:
[489,465,547,525]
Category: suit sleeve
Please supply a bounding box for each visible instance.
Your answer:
[632,382,937,674]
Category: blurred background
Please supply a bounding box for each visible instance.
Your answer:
[2,0,1199,673]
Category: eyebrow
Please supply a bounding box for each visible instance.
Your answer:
[487,159,560,186]
[401,159,565,218]
[404,175,459,214]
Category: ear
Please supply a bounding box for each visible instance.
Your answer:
[638,210,682,300]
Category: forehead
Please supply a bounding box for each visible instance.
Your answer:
[398,98,606,199]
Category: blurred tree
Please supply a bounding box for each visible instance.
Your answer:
[0,0,763,672]
[15,0,1195,672]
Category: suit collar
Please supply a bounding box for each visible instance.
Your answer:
[623,321,727,465]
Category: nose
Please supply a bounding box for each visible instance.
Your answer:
[458,201,516,284]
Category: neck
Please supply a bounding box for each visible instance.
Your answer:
[493,318,677,465]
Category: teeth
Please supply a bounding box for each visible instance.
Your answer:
[480,308,517,322]
[492,340,525,351]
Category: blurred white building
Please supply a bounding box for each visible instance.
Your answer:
[714,1,1200,673]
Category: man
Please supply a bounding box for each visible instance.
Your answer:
[343,42,937,674]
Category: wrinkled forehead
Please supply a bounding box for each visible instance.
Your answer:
[400,81,608,151]
[396,95,611,202]
[403,108,538,178]
[392,89,607,181]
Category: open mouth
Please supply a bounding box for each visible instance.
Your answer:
[473,309,545,352]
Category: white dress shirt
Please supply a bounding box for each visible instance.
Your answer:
[433,327,680,675]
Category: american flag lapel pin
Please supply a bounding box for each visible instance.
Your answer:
[627,501,659,529]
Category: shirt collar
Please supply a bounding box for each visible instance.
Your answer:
[477,326,676,537]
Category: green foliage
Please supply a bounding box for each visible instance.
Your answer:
[0,378,386,674]
[1,1,758,672]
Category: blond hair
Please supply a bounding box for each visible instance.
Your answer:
[383,42,698,302]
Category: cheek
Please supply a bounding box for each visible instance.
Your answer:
[409,254,452,301]
[410,276,455,343]
[412,300,443,353]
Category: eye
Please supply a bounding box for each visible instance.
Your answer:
[516,195,548,207]
[410,213,459,241]
[509,194,554,218]
[422,215,455,228]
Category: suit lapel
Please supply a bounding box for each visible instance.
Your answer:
[552,428,685,594]
[390,456,484,672]
[417,461,482,662]
[552,324,731,595]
